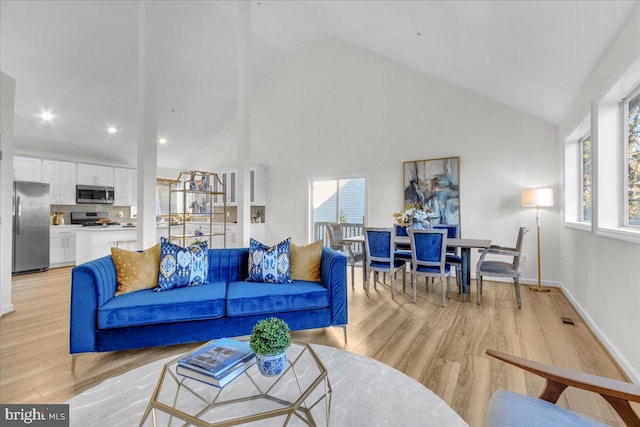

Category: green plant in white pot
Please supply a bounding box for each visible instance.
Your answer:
[249,317,291,376]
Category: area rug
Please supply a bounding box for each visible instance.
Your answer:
[67,343,468,426]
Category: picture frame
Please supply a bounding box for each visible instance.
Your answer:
[403,156,460,225]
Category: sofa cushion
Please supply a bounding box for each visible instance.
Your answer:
[98,281,227,329]
[111,244,161,296]
[156,237,208,291]
[226,280,329,317]
[247,237,291,284]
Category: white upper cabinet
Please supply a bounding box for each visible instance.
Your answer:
[42,160,76,205]
[250,165,266,206]
[114,168,137,206]
[13,156,42,182]
[77,163,114,186]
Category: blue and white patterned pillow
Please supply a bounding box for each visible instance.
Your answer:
[247,237,291,284]
[155,237,208,291]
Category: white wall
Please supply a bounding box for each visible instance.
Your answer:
[1,71,16,316]
[197,38,560,286]
[558,8,640,382]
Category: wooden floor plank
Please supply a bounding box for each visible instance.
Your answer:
[0,267,635,426]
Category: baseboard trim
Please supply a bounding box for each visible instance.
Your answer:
[558,283,640,385]
[1,303,14,316]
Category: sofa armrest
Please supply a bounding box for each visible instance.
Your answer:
[70,255,118,354]
[320,247,348,326]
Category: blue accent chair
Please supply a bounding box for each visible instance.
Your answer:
[408,229,450,306]
[485,349,640,427]
[433,224,462,291]
[393,224,412,261]
[363,227,406,299]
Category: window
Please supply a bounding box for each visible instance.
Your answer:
[563,112,591,228]
[156,178,177,218]
[623,88,640,227]
[310,177,366,244]
[580,134,592,222]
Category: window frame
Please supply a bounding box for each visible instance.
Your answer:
[579,133,592,223]
[620,83,640,229]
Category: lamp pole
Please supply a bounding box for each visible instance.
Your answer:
[531,204,550,292]
[521,187,553,293]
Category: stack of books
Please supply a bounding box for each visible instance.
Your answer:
[176,338,256,388]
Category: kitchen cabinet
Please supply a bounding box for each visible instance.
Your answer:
[210,166,266,207]
[50,228,76,267]
[13,156,42,182]
[114,167,137,206]
[42,160,76,205]
[225,225,238,248]
[250,165,267,206]
[77,163,114,186]
[213,170,236,206]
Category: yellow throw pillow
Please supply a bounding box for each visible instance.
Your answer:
[112,244,161,296]
[290,240,323,282]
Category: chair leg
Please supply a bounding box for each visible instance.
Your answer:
[350,263,355,291]
[402,268,406,294]
[412,272,417,303]
[441,276,446,307]
[514,278,522,309]
[391,270,395,300]
[477,274,482,305]
[365,267,370,296]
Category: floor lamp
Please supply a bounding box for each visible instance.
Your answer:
[521,188,554,292]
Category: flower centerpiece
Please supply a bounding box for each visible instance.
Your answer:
[393,203,433,229]
[249,317,291,376]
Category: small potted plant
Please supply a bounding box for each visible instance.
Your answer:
[249,317,291,376]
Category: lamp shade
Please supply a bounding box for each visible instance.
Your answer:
[522,187,554,207]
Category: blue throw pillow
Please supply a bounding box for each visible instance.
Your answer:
[247,237,291,283]
[155,237,208,291]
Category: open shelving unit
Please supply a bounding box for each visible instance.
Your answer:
[168,170,227,248]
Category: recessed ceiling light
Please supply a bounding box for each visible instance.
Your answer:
[158,137,167,144]
[107,126,118,134]
[40,111,53,121]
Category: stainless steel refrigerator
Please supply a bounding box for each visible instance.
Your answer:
[12,181,51,274]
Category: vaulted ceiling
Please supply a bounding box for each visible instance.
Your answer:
[1,0,638,169]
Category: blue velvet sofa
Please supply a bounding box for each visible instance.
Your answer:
[70,247,347,359]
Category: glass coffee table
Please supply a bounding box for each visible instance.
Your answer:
[139,341,331,427]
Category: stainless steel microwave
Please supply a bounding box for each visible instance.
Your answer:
[76,185,115,204]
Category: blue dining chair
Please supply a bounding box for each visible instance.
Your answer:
[393,224,412,261]
[364,227,406,300]
[408,229,450,306]
[433,224,462,291]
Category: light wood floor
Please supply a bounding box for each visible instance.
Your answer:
[1,267,636,426]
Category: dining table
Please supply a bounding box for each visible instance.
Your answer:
[342,235,491,301]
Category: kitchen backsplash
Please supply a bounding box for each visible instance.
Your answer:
[50,205,132,225]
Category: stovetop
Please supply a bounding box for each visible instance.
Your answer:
[81,221,121,227]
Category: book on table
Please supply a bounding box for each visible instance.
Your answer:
[177,338,255,386]
[177,355,255,388]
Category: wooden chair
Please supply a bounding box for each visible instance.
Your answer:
[485,349,640,426]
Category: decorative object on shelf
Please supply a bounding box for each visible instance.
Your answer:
[250,317,291,377]
[394,202,433,229]
[521,187,554,293]
[403,156,460,225]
